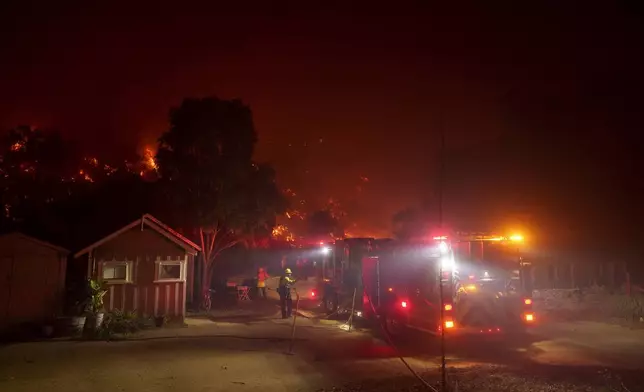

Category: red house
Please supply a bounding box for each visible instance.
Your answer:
[74,214,201,319]
[0,233,68,330]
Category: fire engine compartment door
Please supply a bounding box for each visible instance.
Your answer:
[405,260,440,330]
[361,256,379,317]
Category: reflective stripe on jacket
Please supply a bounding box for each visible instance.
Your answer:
[278,276,296,298]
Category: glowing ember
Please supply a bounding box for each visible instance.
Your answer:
[286,210,305,220]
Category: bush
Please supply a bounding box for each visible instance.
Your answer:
[97,309,147,339]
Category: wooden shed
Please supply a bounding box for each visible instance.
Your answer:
[74,214,201,320]
[0,233,69,329]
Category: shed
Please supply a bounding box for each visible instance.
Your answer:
[74,214,201,319]
[0,233,69,329]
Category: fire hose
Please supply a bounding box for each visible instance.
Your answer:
[362,287,440,392]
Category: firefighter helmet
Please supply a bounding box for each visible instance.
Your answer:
[285,268,292,275]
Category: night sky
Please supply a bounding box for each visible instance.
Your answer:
[2,3,643,240]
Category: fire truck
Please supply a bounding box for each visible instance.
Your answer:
[319,233,535,336]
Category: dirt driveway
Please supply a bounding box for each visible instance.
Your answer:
[2,279,644,392]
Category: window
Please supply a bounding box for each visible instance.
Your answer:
[101,261,132,283]
[159,263,181,280]
[103,265,127,280]
[155,260,185,282]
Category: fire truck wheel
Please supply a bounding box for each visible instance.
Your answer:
[323,295,338,313]
[384,313,404,337]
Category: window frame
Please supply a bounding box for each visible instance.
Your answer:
[154,258,186,283]
[100,260,133,284]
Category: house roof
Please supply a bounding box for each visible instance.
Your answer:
[73,214,201,258]
[0,232,69,254]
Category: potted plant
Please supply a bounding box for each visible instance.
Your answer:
[84,279,107,332]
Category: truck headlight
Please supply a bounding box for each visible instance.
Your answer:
[440,254,455,270]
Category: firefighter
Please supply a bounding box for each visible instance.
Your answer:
[278,268,296,318]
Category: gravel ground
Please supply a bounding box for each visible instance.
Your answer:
[317,365,640,392]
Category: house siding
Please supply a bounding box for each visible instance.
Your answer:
[100,281,185,317]
[0,234,67,328]
[93,227,186,261]
[93,227,191,319]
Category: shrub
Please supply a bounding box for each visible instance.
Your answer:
[97,309,146,339]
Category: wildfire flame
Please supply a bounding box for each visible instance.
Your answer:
[272,224,294,242]
[79,169,93,182]
[144,146,158,171]
[10,142,24,152]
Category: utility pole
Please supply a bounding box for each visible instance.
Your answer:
[438,119,447,392]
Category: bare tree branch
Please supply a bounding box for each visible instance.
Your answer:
[199,228,208,261]
[208,229,216,256]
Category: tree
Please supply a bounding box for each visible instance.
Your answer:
[0,125,161,249]
[155,97,287,296]
[306,210,344,242]
[0,126,82,230]
[392,207,430,242]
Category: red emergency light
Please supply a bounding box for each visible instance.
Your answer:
[524,298,532,305]
[311,290,316,298]
[401,301,408,309]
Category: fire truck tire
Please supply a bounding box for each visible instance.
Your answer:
[323,295,338,313]
[383,313,405,337]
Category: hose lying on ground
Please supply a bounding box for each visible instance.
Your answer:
[363,289,440,392]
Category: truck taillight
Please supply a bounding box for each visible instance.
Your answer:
[445,320,454,329]
[524,298,532,305]
[525,313,534,322]
[444,304,453,311]
[311,290,316,298]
